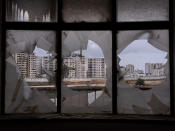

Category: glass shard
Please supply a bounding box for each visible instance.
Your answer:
[6,30,57,113]
[6,0,57,22]
[117,30,170,115]
[62,31,112,113]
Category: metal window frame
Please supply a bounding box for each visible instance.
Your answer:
[0,0,174,120]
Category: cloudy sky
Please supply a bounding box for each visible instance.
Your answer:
[33,39,167,72]
[74,40,104,58]
[118,40,168,72]
[33,46,50,56]
[34,40,104,58]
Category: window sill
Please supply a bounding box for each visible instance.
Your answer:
[0,114,175,123]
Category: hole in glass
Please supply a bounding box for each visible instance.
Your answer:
[6,30,57,113]
[62,40,107,112]
[118,39,167,90]
[62,31,112,113]
[117,30,170,115]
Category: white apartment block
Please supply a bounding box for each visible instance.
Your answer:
[27,54,37,78]
[63,57,76,78]
[13,53,27,78]
[126,64,134,74]
[13,53,36,78]
[145,63,165,76]
[35,56,42,76]
[87,58,106,78]
[42,56,57,73]
[63,55,106,79]
[76,57,88,78]
[13,53,56,79]
[64,55,88,78]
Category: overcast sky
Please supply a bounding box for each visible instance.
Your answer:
[33,46,50,56]
[33,39,167,72]
[34,40,104,58]
[74,40,104,58]
[118,40,168,71]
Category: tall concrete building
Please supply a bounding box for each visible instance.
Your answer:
[13,53,57,78]
[27,54,37,78]
[63,54,106,79]
[42,56,57,73]
[13,53,28,78]
[126,64,134,74]
[87,58,106,78]
[35,56,42,77]
[64,55,88,78]
[13,53,36,78]
[76,57,88,78]
[145,63,165,76]
[145,63,152,75]
[64,57,76,78]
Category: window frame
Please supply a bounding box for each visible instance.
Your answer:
[0,0,174,120]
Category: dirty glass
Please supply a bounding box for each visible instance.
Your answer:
[62,0,112,23]
[117,30,170,115]
[5,30,57,113]
[117,0,169,22]
[6,0,57,22]
[62,31,112,113]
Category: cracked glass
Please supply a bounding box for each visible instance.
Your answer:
[62,0,112,23]
[62,31,112,113]
[117,0,169,22]
[117,30,170,115]
[5,30,57,113]
[6,0,57,22]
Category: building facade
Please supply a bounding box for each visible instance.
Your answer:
[145,63,165,76]
[126,64,134,74]
[63,54,106,79]
[13,53,36,78]
[13,53,56,79]
[87,58,106,78]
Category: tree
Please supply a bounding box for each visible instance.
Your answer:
[135,78,144,86]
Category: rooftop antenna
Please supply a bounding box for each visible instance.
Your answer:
[80,45,82,57]
[79,44,83,65]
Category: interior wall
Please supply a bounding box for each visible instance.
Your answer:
[0,120,175,131]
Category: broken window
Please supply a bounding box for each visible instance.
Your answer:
[117,0,169,22]
[0,0,174,119]
[62,31,112,113]
[62,0,112,23]
[6,0,57,22]
[117,30,170,114]
[5,30,57,113]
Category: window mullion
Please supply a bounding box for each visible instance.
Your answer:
[1,0,6,114]
[112,30,117,114]
[57,30,62,113]
[170,0,175,116]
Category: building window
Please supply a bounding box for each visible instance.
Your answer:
[0,0,174,120]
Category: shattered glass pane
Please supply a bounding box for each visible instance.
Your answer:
[62,0,112,23]
[62,31,112,113]
[5,30,57,113]
[6,0,57,22]
[117,0,169,21]
[117,30,170,115]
